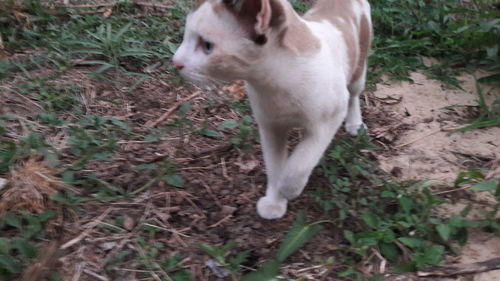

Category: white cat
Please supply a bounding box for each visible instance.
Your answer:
[173,0,372,219]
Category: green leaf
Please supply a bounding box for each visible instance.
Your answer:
[470,180,498,191]
[0,254,22,274]
[200,129,223,138]
[398,237,425,249]
[344,230,356,244]
[4,213,22,229]
[172,269,192,281]
[399,196,413,213]
[455,170,485,186]
[241,258,281,281]
[436,224,451,241]
[379,242,398,262]
[362,212,380,229]
[478,73,500,83]
[133,163,159,171]
[229,250,251,269]
[392,261,416,273]
[162,255,182,270]
[369,274,385,281]
[0,238,10,255]
[218,119,238,130]
[275,211,322,262]
[13,238,37,259]
[162,174,185,188]
[200,242,237,264]
[37,210,56,222]
[450,119,500,134]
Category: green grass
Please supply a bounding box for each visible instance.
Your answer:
[368,0,500,88]
[0,0,499,280]
[314,133,499,278]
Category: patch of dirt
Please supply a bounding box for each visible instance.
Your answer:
[371,72,500,281]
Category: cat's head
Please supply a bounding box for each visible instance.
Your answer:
[172,0,290,84]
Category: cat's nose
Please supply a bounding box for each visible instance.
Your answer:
[174,63,184,71]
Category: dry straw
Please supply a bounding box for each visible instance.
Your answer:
[0,158,64,214]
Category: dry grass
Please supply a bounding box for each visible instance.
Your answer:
[0,158,64,214]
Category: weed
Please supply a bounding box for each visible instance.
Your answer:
[450,80,500,134]
[313,133,490,276]
[66,115,131,170]
[201,211,321,281]
[14,81,81,113]
[103,236,191,281]
[218,116,258,150]
[131,159,185,195]
[369,0,500,86]
[0,210,56,280]
[454,169,500,232]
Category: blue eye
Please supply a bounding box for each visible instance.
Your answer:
[202,39,214,54]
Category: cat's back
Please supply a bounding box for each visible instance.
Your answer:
[304,0,371,24]
[304,0,372,84]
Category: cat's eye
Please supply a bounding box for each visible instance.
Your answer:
[201,40,214,54]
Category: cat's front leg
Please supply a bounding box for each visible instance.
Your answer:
[279,115,346,200]
[256,124,289,219]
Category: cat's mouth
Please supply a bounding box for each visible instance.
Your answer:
[179,69,227,86]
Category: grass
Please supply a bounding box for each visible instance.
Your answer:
[0,0,499,280]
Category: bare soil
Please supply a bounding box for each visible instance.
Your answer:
[373,72,500,281]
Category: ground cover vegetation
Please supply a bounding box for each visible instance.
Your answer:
[0,0,498,280]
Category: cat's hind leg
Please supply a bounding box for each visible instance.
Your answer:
[256,124,289,219]
[345,66,368,136]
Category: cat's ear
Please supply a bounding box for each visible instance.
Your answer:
[224,0,286,34]
[255,0,272,34]
[194,0,206,9]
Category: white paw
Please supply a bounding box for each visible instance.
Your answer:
[345,122,367,136]
[256,196,287,219]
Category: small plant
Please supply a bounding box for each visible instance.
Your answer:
[368,0,500,87]
[66,115,131,170]
[131,159,185,196]
[314,133,488,276]
[15,81,81,113]
[450,81,500,134]
[104,236,192,281]
[218,116,258,150]
[201,211,322,281]
[0,211,56,280]
[454,169,500,232]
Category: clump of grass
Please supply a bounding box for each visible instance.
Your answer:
[451,80,500,134]
[369,0,500,86]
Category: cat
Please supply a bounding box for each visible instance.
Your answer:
[173,0,372,219]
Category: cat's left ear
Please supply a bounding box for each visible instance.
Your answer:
[255,0,272,34]
[224,0,286,33]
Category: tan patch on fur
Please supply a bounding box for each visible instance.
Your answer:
[351,15,371,82]
[306,0,372,83]
[211,0,320,54]
[279,2,321,55]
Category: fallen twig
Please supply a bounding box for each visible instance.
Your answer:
[395,128,441,148]
[418,258,500,277]
[145,91,201,127]
[60,208,112,250]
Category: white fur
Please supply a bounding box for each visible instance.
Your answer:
[173,0,371,219]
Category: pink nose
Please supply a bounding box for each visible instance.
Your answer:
[175,64,184,71]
